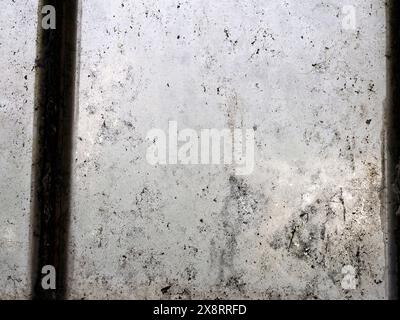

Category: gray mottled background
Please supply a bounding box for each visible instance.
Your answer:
[0,0,38,299]
[0,0,388,299]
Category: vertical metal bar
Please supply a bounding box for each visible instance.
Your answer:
[387,0,400,300]
[31,0,79,300]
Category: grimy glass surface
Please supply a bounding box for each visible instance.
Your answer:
[0,0,38,299]
[66,0,387,299]
[0,0,389,300]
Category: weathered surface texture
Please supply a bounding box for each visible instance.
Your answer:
[0,0,387,301]
[0,0,38,299]
[67,0,387,299]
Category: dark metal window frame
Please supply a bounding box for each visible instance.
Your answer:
[31,0,79,300]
